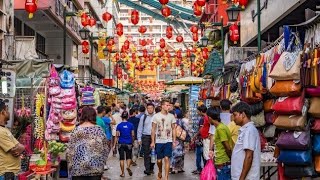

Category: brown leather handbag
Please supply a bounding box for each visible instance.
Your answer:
[315,155,320,173]
[273,115,307,131]
[309,97,320,118]
[263,99,274,112]
[270,80,302,97]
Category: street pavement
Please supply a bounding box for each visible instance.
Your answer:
[104,152,200,180]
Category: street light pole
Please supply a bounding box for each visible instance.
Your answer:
[63,5,67,65]
[257,0,261,52]
[90,33,93,84]
[220,18,225,68]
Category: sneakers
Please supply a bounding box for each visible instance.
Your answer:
[192,170,201,174]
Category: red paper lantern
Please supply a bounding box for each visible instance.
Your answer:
[131,10,139,25]
[176,35,184,43]
[160,38,166,48]
[192,33,198,42]
[239,0,248,9]
[202,51,209,59]
[25,0,37,19]
[181,70,185,77]
[115,53,120,61]
[203,47,208,52]
[81,13,89,27]
[89,17,96,27]
[191,63,196,71]
[193,2,202,16]
[159,0,169,5]
[150,65,155,71]
[229,24,239,44]
[156,58,161,65]
[116,23,123,36]
[107,39,115,46]
[166,25,173,33]
[190,25,198,33]
[140,39,147,46]
[102,12,112,22]
[143,49,148,58]
[196,0,206,7]
[124,40,130,49]
[158,50,164,57]
[138,26,147,34]
[186,49,192,57]
[161,6,171,17]
[166,32,173,39]
[121,52,126,59]
[82,41,89,54]
[107,45,113,52]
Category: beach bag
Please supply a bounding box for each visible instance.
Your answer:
[306,87,320,97]
[269,51,301,80]
[308,97,320,118]
[60,70,75,89]
[270,80,302,97]
[200,159,217,180]
[273,115,307,131]
[271,93,304,115]
[311,119,320,133]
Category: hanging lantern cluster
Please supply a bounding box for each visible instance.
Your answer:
[140,39,147,46]
[193,1,202,16]
[116,23,123,36]
[160,38,166,48]
[25,0,37,19]
[82,41,89,54]
[229,23,239,44]
[131,10,139,25]
[176,35,184,43]
[159,0,169,5]
[102,11,112,22]
[161,6,171,18]
[190,25,199,42]
[166,25,173,39]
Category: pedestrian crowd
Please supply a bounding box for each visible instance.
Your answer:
[0,98,261,180]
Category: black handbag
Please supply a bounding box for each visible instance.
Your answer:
[284,165,316,178]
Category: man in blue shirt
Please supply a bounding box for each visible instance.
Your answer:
[127,109,140,166]
[113,111,135,177]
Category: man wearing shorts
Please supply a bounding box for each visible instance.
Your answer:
[151,99,176,180]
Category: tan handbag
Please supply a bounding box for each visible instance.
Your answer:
[270,80,302,97]
[263,99,274,112]
[273,115,307,131]
[309,97,320,118]
[315,155,320,173]
[251,111,265,127]
[269,51,302,80]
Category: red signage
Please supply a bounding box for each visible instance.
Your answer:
[103,79,113,87]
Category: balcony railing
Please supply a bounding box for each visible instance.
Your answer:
[55,0,81,36]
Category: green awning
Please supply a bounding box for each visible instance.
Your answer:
[203,50,223,78]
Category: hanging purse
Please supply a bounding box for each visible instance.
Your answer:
[306,87,320,97]
[312,134,320,154]
[263,99,274,112]
[308,97,320,118]
[273,114,307,131]
[269,51,302,80]
[270,80,302,97]
[315,155,320,173]
[263,125,276,138]
[284,164,316,178]
[265,112,275,124]
[251,111,265,127]
[271,92,304,115]
[250,55,264,93]
[311,119,320,133]
[276,130,310,150]
[278,149,312,165]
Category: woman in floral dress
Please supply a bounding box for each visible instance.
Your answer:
[67,107,109,180]
[170,109,190,174]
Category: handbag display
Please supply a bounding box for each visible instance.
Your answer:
[313,134,320,154]
[240,75,263,104]
[278,149,312,165]
[265,112,275,124]
[263,125,276,138]
[276,130,310,150]
[270,80,302,97]
[251,111,266,127]
[269,51,302,80]
[311,119,320,133]
[250,55,265,93]
[271,94,304,115]
[273,114,307,131]
[284,165,316,178]
[308,97,320,118]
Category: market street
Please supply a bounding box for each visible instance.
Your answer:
[104,152,200,180]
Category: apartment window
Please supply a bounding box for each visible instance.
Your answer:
[14,17,22,36]
[36,33,45,54]
[24,24,35,36]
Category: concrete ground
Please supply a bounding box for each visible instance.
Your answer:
[104,152,200,180]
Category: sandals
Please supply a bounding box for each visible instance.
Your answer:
[127,168,133,176]
[120,174,125,178]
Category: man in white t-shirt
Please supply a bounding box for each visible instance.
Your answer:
[151,99,176,180]
[230,102,261,180]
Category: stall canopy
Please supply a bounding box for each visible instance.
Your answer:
[203,50,223,78]
[166,85,189,92]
